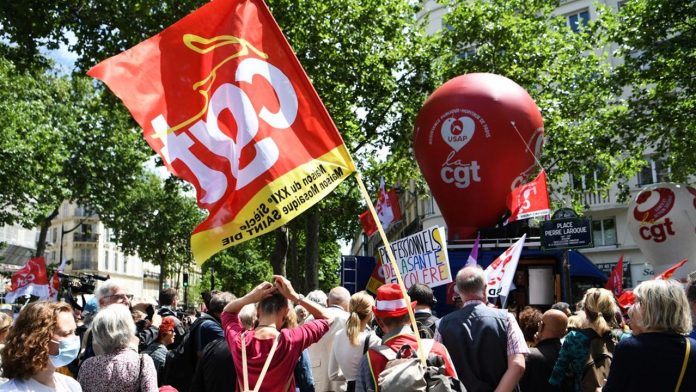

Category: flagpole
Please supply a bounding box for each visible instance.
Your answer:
[354,172,427,366]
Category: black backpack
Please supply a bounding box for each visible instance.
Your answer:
[415,313,439,339]
[162,313,217,391]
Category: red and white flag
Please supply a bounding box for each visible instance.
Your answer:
[604,254,624,296]
[88,0,355,264]
[505,171,550,224]
[48,271,61,302]
[358,178,402,236]
[485,234,526,306]
[4,256,50,303]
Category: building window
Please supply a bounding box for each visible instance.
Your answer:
[123,257,128,274]
[52,227,58,244]
[637,158,669,186]
[592,217,617,246]
[104,251,109,271]
[567,10,590,33]
[115,253,120,272]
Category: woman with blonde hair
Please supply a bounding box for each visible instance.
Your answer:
[549,288,619,392]
[604,279,696,391]
[0,301,82,391]
[328,291,379,392]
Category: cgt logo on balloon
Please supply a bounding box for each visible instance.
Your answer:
[414,73,544,240]
[436,109,490,189]
[633,187,676,243]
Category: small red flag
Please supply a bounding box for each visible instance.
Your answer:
[358,210,378,237]
[505,170,550,224]
[655,259,688,280]
[605,254,624,296]
[5,256,50,303]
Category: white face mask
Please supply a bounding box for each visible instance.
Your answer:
[48,335,80,368]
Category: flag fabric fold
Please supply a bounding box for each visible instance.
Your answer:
[88,0,355,264]
[485,234,527,307]
[505,171,550,224]
[605,254,624,296]
[466,233,480,267]
[655,259,688,280]
[4,257,50,304]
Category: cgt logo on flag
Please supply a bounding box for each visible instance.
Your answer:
[89,0,355,264]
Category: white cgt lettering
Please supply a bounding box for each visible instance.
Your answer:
[151,57,299,203]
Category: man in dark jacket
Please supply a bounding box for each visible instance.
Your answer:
[408,283,439,339]
[519,309,568,392]
[437,266,529,392]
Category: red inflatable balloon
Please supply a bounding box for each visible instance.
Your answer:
[414,73,544,240]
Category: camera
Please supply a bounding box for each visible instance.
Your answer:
[57,272,109,295]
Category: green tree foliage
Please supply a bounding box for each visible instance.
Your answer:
[97,174,201,289]
[436,0,645,205]
[611,0,696,182]
[0,56,149,256]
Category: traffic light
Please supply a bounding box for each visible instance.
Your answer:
[183,272,189,288]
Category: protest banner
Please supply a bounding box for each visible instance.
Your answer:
[5,257,50,304]
[88,0,355,264]
[377,226,452,290]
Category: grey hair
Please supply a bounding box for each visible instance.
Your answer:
[456,266,486,299]
[208,292,236,315]
[328,287,350,307]
[307,290,328,307]
[92,304,136,353]
[95,280,121,301]
[633,279,692,334]
[238,303,257,330]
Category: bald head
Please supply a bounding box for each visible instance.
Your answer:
[328,286,351,311]
[536,309,568,342]
[456,266,486,301]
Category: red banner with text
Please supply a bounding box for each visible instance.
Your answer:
[88,0,355,264]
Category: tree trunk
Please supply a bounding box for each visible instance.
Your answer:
[35,208,60,258]
[158,253,166,291]
[304,207,320,290]
[287,227,301,292]
[270,225,288,275]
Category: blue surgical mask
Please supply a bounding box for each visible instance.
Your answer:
[49,335,80,368]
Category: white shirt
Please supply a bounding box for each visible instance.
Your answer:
[307,306,349,391]
[0,373,82,392]
[329,329,379,382]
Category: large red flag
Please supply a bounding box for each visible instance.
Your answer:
[605,254,624,296]
[4,256,50,303]
[505,170,550,224]
[88,0,355,264]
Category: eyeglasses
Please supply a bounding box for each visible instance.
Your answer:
[106,293,134,301]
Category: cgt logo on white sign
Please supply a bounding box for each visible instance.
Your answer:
[434,109,489,189]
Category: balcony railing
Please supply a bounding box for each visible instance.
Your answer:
[73,233,99,242]
[72,260,98,271]
[582,190,611,207]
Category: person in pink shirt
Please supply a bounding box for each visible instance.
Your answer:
[222,275,335,392]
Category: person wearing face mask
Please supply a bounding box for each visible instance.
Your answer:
[0,301,82,392]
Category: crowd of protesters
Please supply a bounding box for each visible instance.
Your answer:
[0,266,695,392]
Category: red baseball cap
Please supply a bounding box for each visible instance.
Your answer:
[373,284,417,318]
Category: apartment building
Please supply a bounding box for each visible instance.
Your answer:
[351,0,675,289]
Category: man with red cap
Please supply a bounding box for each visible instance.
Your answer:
[355,284,458,392]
